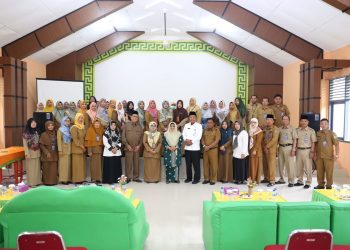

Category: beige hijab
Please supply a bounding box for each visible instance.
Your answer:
[164,122,181,147]
[145,121,161,147]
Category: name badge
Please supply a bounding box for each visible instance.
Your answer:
[281,112,284,117]
[264,114,267,119]
[265,132,271,141]
[51,145,56,151]
[303,134,309,144]
[283,133,289,142]
[322,139,328,147]
[96,135,100,141]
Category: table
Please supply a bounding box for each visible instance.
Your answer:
[312,189,350,203]
[265,245,350,250]
[212,191,287,202]
[0,147,25,184]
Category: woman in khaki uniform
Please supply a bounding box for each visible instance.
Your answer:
[225,102,240,130]
[145,100,161,129]
[22,118,42,187]
[248,118,263,183]
[57,116,72,184]
[39,121,58,185]
[85,119,104,183]
[143,121,162,183]
[71,113,86,184]
[218,121,233,183]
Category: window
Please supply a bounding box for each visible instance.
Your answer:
[329,76,350,142]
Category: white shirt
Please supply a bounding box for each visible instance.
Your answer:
[232,130,249,159]
[182,122,203,151]
[103,136,122,157]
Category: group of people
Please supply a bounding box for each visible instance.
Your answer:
[23,94,339,189]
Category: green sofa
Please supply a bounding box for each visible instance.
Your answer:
[203,201,278,250]
[330,201,350,244]
[277,202,330,244]
[0,186,149,250]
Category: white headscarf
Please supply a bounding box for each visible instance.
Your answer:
[201,102,213,119]
[249,118,262,149]
[216,101,228,124]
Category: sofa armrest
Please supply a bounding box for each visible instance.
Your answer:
[129,201,149,250]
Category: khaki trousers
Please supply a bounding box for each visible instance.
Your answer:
[316,158,334,188]
[203,149,218,182]
[125,151,140,180]
[296,149,312,185]
[263,152,276,183]
[278,146,295,184]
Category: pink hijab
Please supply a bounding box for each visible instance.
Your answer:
[146,100,158,121]
[86,102,97,121]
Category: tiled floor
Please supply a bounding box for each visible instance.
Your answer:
[125,164,350,250]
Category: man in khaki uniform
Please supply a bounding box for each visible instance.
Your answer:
[246,95,262,124]
[263,114,279,187]
[257,97,275,129]
[314,118,339,189]
[277,115,297,187]
[201,118,221,185]
[122,111,144,183]
[295,114,317,189]
[271,94,290,128]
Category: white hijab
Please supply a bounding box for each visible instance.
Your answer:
[164,122,181,147]
[216,101,228,124]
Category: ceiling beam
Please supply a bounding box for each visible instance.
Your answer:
[46,30,144,80]
[323,0,350,14]
[2,0,133,60]
[193,0,323,62]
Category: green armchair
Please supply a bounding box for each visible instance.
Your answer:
[0,186,149,250]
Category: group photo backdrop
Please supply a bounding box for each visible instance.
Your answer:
[83,41,249,106]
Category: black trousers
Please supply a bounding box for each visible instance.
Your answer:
[185,150,201,182]
[233,157,248,182]
[102,156,122,184]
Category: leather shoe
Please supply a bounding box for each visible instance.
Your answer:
[294,182,304,186]
[314,185,325,189]
[261,179,269,183]
[288,183,294,187]
[304,184,310,189]
[210,182,215,185]
[276,180,286,184]
[133,179,142,183]
[326,186,332,189]
[202,180,210,184]
[184,179,192,183]
[267,183,275,187]
[192,180,199,184]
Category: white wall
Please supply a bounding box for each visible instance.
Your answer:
[95,51,237,107]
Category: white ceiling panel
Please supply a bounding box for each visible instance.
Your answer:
[40,0,93,18]
[76,18,115,44]
[269,50,299,67]
[27,49,61,65]
[46,34,89,57]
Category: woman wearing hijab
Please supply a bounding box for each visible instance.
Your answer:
[218,121,233,183]
[201,102,213,129]
[77,100,87,115]
[71,113,86,184]
[163,122,183,184]
[145,100,160,129]
[57,116,72,184]
[68,102,77,123]
[209,100,217,116]
[107,99,117,122]
[126,101,135,121]
[85,119,104,183]
[235,97,247,128]
[117,102,126,128]
[225,101,240,129]
[39,121,58,185]
[36,102,45,112]
[96,98,109,127]
[53,101,65,128]
[159,100,173,132]
[143,121,162,183]
[102,121,122,184]
[85,101,97,130]
[63,101,70,113]
[173,100,188,131]
[136,100,146,129]
[232,121,249,184]
[43,99,54,113]
[22,118,42,187]
[248,118,263,184]
[186,97,201,123]
[216,101,228,125]
[87,96,97,109]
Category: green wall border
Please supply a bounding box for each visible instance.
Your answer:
[82,40,248,103]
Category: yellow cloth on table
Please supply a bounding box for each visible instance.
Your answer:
[213,191,287,202]
[312,189,350,202]
[115,188,139,208]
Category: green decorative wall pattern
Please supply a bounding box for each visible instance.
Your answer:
[82,41,248,103]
